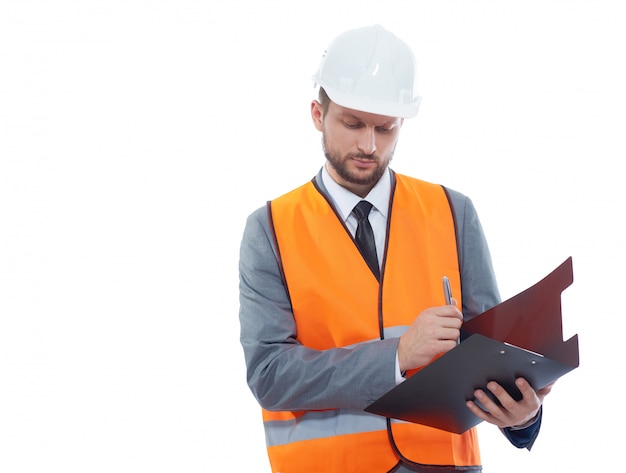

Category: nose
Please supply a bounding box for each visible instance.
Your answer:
[357,127,377,156]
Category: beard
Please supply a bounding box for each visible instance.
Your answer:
[322,134,395,187]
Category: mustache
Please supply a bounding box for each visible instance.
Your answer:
[348,153,377,161]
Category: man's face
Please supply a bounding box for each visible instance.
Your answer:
[311,100,403,197]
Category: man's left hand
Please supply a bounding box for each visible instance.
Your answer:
[466,378,555,429]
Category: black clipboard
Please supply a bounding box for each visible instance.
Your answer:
[364,257,579,434]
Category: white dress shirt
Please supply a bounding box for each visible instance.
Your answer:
[321,164,390,269]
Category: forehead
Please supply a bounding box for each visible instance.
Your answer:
[328,102,401,126]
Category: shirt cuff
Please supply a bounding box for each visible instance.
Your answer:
[509,410,541,430]
[395,351,406,385]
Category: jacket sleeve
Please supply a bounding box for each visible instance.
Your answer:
[447,188,542,450]
[238,206,400,412]
[445,187,501,319]
[501,408,542,450]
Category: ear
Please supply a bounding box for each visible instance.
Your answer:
[310,100,324,132]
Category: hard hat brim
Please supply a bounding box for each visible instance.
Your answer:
[323,86,421,119]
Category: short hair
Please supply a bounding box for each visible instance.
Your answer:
[318,87,331,116]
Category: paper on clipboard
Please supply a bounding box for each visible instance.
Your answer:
[364,257,579,434]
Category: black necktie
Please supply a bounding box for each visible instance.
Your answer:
[352,200,380,279]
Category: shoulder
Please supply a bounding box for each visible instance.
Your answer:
[442,186,476,218]
[242,204,271,243]
[239,204,282,277]
[242,172,323,245]
[393,172,477,218]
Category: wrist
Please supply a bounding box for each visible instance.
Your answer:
[509,409,541,430]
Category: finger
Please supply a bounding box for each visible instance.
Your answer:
[467,387,515,429]
[436,305,463,324]
[487,381,518,409]
[473,387,505,416]
[514,378,537,399]
[465,393,501,425]
[440,327,461,341]
[516,377,551,407]
[466,399,492,422]
[513,378,543,408]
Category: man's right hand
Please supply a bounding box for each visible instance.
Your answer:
[397,301,463,372]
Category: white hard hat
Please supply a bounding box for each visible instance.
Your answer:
[312,25,421,118]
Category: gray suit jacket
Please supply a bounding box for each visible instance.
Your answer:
[238,169,540,471]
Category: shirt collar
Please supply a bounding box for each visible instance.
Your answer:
[321,164,391,222]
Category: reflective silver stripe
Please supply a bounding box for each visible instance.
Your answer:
[265,408,388,447]
[384,325,409,339]
[343,325,409,349]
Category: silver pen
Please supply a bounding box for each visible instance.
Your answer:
[442,276,453,305]
[442,276,460,344]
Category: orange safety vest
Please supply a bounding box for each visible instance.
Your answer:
[266,173,481,472]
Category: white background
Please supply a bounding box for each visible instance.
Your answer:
[1,0,624,471]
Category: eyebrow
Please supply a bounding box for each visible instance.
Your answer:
[339,112,398,127]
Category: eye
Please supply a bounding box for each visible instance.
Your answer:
[376,126,393,134]
[343,121,362,129]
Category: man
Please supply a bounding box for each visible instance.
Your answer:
[239,25,552,473]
